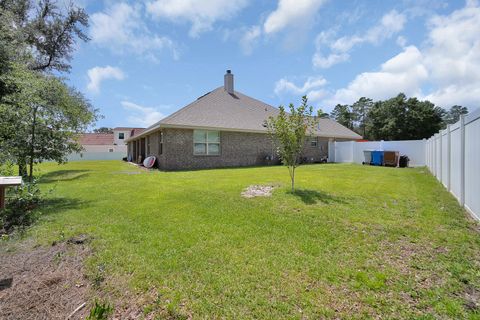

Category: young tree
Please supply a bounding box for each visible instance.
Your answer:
[267,96,316,192]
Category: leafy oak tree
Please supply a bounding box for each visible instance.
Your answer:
[0,64,98,179]
[366,93,445,140]
[0,0,97,177]
[267,96,316,192]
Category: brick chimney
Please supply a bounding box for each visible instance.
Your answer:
[224,70,234,94]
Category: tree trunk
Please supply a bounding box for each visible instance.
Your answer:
[18,158,27,177]
[28,106,38,181]
[291,167,295,193]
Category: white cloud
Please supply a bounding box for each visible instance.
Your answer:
[146,0,249,37]
[121,101,166,127]
[240,25,261,55]
[323,1,480,110]
[312,52,349,69]
[274,76,328,102]
[90,3,178,61]
[87,66,125,93]
[264,0,327,34]
[396,35,407,47]
[313,10,407,68]
[325,46,427,106]
[235,0,326,54]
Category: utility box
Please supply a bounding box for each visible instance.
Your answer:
[371,151,384,166]
[384,151,400,167]
[363,150,373,165]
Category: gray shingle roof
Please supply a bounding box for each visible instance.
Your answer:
[127,87,362,141]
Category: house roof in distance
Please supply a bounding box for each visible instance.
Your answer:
[113,127,143,131]
[127,71,362,141]
[79,133,114,145]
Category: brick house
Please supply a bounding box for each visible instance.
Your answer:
[125,71,361,170]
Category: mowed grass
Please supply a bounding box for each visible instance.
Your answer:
[12,161,480,318]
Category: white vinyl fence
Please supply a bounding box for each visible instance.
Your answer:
[426,109,480,221]
[331,140,426,167]
[66,151,126,161]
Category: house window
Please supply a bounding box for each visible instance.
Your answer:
[310,137,318,147]
[118,132,124,139]
[193,130,220,155]
[159,131,163,155]
[108,148,114,152]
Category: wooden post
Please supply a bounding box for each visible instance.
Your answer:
[0,186,5,210]
[0,177,22,210]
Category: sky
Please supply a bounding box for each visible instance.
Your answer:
[65,0,480,129]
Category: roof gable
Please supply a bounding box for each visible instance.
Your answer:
[128,87,362,140]
[79,133,114,145]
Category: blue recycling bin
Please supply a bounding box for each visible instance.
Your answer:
[371,151,384,166]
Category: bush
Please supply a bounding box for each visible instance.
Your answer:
[0,179,42,234]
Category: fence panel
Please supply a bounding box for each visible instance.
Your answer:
[334,141,355,163]
[66,151,126,161]
[464,112,480,220]
[425,109,480,221]
[441,130,449,188]
[335,140,426,166]
[450,125,462,200]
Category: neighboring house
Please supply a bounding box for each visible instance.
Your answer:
[125,70,361,170]
[68,127,144,161]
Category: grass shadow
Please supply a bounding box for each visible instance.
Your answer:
[39,170,91,183]
[41,197,92,212]
[291,189,348,205]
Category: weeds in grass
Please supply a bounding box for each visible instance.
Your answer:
[86,300,113,320]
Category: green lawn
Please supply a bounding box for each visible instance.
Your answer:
[9,161,480,318]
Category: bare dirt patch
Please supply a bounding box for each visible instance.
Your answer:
[0,239,91,320]
[241,185,276,198]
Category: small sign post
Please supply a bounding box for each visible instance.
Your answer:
[0,176,23,210]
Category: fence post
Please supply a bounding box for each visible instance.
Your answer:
[460,115,466,207]
[434,134,438,177]
[439,132,443,183]
[334,139,337,163]
[447,125,451,191]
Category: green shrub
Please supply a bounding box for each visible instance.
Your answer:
[0,179,42,234]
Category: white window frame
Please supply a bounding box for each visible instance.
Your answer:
[310,137,318,147]
[159,131,163,155]
[118,132,124,139]
[193,130,220,155]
